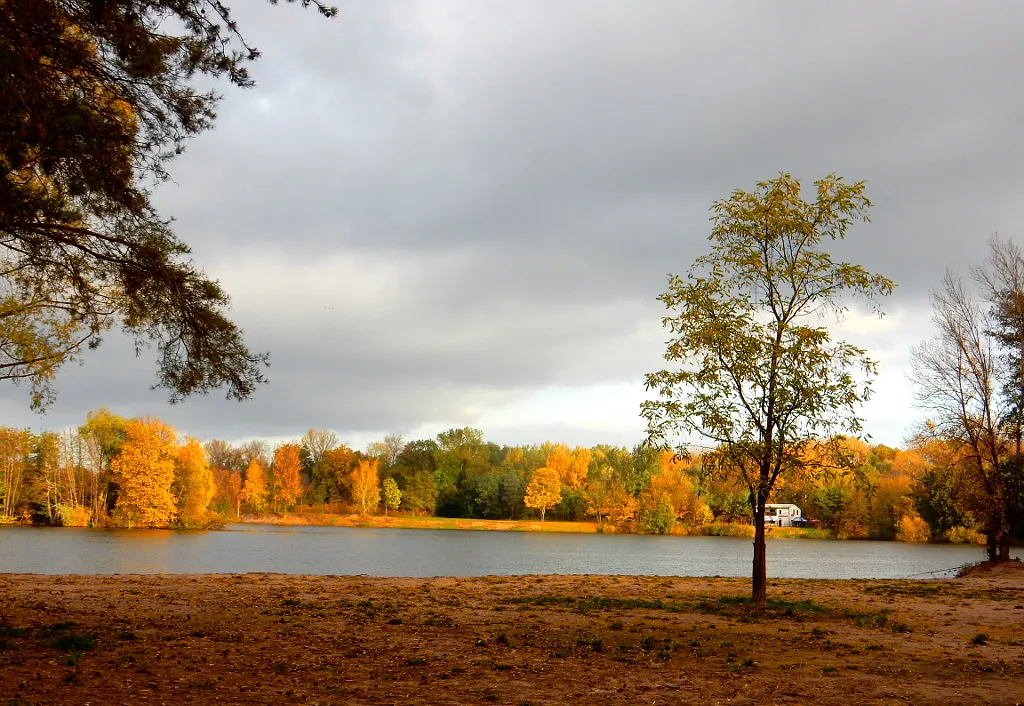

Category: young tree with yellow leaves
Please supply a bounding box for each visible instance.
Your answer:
[524,467,562,521]
[643,174,893,605]
[242,459,268,513]
[112,418,178,528]
[351,458,381,515]
[272,443,303,511]
[175,437,215,527]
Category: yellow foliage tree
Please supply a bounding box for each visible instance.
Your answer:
[272,443,303,510]
[646,450,709,525]
[242,459,268,513]
[351,458,381,515]
[112,418,178,528]
[524,466,562,521]
[176,437,215,527]
[896,514,931,543]
[545,444,591,490]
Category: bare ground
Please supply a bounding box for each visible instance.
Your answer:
[0,564,1022,705]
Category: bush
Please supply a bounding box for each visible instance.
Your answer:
[944,526,985,544]
[644,497,676,535]
[57,505,91,527]
[682,522,755,538]
[896,515,931,543]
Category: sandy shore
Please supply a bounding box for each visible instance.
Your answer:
[0,564,1021,705]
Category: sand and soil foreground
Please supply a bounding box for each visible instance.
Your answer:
[0,564,1022,705]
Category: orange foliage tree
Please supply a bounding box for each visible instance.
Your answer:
[545,444,591,490]
[351,458,380,515]
[112,418,178,528]
[176,437,215,527]
[272,443,303,510]
[242,459,268,513]
[524,466,562,521]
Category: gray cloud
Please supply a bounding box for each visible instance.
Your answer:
[8,1,1024,447]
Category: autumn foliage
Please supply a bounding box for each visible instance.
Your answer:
[524,467,562,521]
[112,418,178,528]
[351,458,381,515]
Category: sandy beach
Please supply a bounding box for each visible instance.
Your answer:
[0,563,1021,705]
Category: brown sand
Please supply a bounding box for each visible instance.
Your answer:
[0,563,1022,705]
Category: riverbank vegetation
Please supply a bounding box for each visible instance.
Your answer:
[0,411,1015,544]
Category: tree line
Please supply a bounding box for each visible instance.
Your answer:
[0,412,1019,543]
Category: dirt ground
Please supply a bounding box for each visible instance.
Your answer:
[0,564,1022,705]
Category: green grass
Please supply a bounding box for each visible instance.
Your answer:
[47,633,97,651]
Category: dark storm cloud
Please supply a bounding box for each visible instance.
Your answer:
[7,1,1024,444]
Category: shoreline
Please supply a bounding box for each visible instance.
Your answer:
[0,564,1021,704]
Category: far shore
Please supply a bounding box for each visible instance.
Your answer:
[231,511,868,541]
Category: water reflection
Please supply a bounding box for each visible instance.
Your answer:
[0,524,1016,578]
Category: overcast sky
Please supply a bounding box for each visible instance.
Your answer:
[6,1,1024,451]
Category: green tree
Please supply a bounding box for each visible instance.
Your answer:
[382,477,401,516]
[642,173,893,605]
[644,495,676,535]
[0,0,335,408]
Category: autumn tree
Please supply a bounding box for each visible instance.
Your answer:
[0,428,31,519]
[272,443,303,511]
[321,445,359,504]
[79,407,126,520]
[242,459,268,513]
[175,437,215,527]
[911,240,1024,561]
[0,1,338,409]
[642,174,893,605]
[382,477,402,516]
[351,458,381,516]
[301,429,338,501]
[524,467,562,521]
[111,418,178,528]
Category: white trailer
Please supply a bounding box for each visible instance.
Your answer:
[763,503,803,527]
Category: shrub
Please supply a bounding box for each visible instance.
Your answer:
[945,526,985,545]
[645,497,676,535]
[57,505,91,527]
[895,515,931,543]
[691,522,755,538]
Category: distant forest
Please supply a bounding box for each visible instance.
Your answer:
[1,409,1019,544]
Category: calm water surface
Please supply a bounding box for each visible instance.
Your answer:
[2,524,1017,578]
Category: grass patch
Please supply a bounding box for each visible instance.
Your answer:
[48,633,97,652]
[970,633,988,646]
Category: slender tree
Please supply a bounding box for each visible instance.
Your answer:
[351,458,381,516]
[642,173,893,605]
[912,246,1023,561]
[242,459,268,513]
[524,467,562,522]
[176,437,215,527]
[272,443,303,511]
[382,477,402,516]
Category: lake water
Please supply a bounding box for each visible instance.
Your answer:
[2,524,1017,579]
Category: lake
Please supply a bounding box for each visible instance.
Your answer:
[2,524,1017,578]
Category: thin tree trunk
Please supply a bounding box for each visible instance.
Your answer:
[752,502,767,607]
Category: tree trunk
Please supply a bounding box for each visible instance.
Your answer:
[752,503,767,607]
[541,506,546,522]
